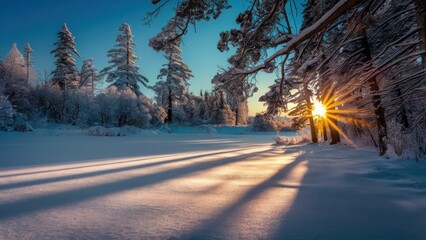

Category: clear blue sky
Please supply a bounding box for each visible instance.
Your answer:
[0,0,304,115]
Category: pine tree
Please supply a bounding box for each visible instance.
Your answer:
[2,43,29,102]
[151,79,168,109]
[152,21,193,123]
[101,23,148,96]
[24,43,35,86]
[3,43,27,81]
[79,59,99,95]
[259,79,289,116]
[51,23,80,90]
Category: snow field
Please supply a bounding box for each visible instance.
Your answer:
[0,131,425,239]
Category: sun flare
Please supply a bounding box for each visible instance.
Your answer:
[312,101,327,118]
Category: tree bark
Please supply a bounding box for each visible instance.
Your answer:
[235,107,239,126]
[167,86,173,123]
[361,29,388,156]
[396,87,410,130]
[328,114,341,145]
[309,115,318,143]
[322,120,328,142]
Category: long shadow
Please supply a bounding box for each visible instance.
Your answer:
[270,145,426,240]
[0,155,165,179]
[0,148,254,191]
[181,150,305,239]
[0,143,266,179]
[0,146,280,220]
[0,137,255,169]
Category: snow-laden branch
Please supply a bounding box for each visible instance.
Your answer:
[236,0,364,75]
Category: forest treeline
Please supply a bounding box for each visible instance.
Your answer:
[147,0,426,158]
[1,0,425,159]
[0,22,252,133]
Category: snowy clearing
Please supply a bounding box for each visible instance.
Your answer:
[0,130,425,240]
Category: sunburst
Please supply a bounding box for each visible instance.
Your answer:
[312,100,326,118]
[305,82,374,147]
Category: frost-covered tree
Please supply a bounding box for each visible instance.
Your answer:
[101,23,148,96]
[24,43,36,87]
[51,23,80,90]
[151,80,168,109]
[0,94,15,130]
[1,43,30,103]
[79,59,99,95]
[212,70,253,125]
[147,1,230,52]
[259,78,290,116]
[2,43,27,81]
[150,20,193,123]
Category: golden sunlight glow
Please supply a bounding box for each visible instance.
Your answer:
[312,101,326,118]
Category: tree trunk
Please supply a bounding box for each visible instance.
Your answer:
[361,29,388,156]
[329,113,341,145]
[326,95,341,145]
[322,120,328,142]
[235,107,239,126]
[167,87,173,123]
[220,91,224,109]
[309,116,318,143]
[396,87,410,130]
[415,0,426,66]
[303,77,318,143]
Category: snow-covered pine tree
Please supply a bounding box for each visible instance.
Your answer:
[212,70,252,125]
[2,43,30,103]
[151,80,168,110]
[24,43,36,87]
[101,23,148,96]
[51,23,80,90]
[150,20,193,123]
[79,59,99,95]
[259,78,289,116]
[2,43,27,81]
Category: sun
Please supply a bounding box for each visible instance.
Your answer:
[312,100,327,118]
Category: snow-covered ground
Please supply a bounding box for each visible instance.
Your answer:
[0,129,425,239]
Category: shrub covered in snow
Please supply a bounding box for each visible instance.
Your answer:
[86,125,141,137]
[26,84,166,129]
[0,94,15,130]
[387,121,426,160]
[274,129,310,145]
[252,114,293,132]
[252,114,277,132]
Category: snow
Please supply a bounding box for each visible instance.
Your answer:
[0,129,425,239]
[2,43,27,81]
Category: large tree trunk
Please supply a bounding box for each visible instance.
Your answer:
[308,115,318,143]
[322,120,328,142]
[396,87,410,130]
[303,77,318,143]
[327,104,341,145]
[167,87,173,123]
[361,29,388,156]
[235,107,239,126]
[415,0,426,66]
[329,114,341,145]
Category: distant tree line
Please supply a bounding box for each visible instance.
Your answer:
[0,21,250,132]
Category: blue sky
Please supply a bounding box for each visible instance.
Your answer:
[0,0,304,115]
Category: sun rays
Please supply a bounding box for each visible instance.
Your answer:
[305,83,375,146]
[312,101,327,118]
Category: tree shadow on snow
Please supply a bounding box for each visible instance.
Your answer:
[269,145,426,240]
[0,146,279,221]
[0,148,252,190]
